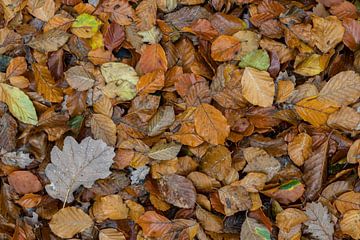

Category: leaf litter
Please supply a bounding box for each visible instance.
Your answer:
[0,0,359,239]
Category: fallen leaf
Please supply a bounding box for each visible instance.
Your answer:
[99,228,126,240]
[218,185,251,216]
[90,114,117,146]
[64,66,95,91]
[196,206,223,233]
[136,44,168,75]
[5,57,27,79]
[194,103,230,145]
[49,207,93,238]
[241,67,274,107]
[241,216,272,240]
[327,106,360,131]
[92,194,128,222]
[288,133,313,166]
[137,211,172,238]
[276,208,308,232]
[0,83,38,125]
[28,29,70,53]
[27,0,56,22]
[103,22,125,51]
[304,202,334,240]
[148,142,181,160]
[45,136,115,203]
[294,53,331,76]
[103,0,135,26]
[347,139,360,164]
[8,171,42,194]
[200,145,232,181]
[239,49,270,71]
[211,35,241,61]
[262,179,305,205]
[71,13,102,38]
[148,105,175,136]
[340,210,360,239]
[334,191,360,214]
[136,69,165,95]
[15,193,42,209]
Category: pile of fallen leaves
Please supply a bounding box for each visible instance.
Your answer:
[0,0,360,239]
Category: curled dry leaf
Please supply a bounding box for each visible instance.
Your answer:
[45,136,115,203]
[49,207,93,238]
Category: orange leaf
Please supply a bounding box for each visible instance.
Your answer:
[211,35,241,61]
[136,69,165,95]
[136,44,168,75]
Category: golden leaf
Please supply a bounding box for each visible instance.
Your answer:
[200,145,232,181]
[276,80,294,103]
[340,210,360,239]
[33,63,63,102]
[276,208,308,232]
[194,103,230,145]
[295,96,339,127]
[136,69,165,95]
[49,207,93,238]
[347,139,360,164]
[6,57,27,79]
[99,228,126,240]
[294,53,332,76]
[327,107,360,131]
[241,67,274,107]
[92,195,128,222]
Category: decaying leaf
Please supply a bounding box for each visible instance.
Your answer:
[45,136,115,203]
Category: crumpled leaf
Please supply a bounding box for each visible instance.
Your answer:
[241,67,274,107]
[101,62,139,101]
[304,202,334,240]
[45,136,115,203]
[0,83,38,125]
[194,103,230,145]
[241,216,271,240]
[49,206,93,238]
[239,49,270,71]
[28,29,70,53]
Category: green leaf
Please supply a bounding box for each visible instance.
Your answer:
[255,227,271,240]
[68,115,84,134]
[100,62,139,101]
[279,179,302,190]
[72,13,102,37]
[0,83,38,125]
[239,49,270,71]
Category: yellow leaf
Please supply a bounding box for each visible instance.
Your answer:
[295,96,338,126]
[49,207,93,238]
[71,13,102,38]
[92,195,128,222]
[294,53,332,76]
[99,228,126,240]
[194,103,230,145]
[0,83,38,125]
[241,67,275,107]
[88,31,104,50]
[276,80,294,103]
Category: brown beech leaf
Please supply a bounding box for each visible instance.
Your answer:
[201,145,232,182]
[28,29,70,53]
[288,133,313,166]
[27,0,56,22]
[99,228,126,240]
[187,171,220,192]
[126,199,145,221]
[8,171,42,194]
[38,108,70,141]
[304,202,334,240]
[45,136,115,203]
[90,114,116,146]
[93,96,113,118]
[236,172,267,192]
[241,67,274,107]
[170,122,204,147]
[148,105,175,137]
[44,13,74,32]
[158,174,196,208]
[49,207,93,238]
[347,139,360,164]
[276,208,308,233]
[194,103,230,145]
[311,15,345,53]
[211,35,241,62]
[92,194,128,222]
[135,0,157,31]
[218,185,251,216]
[195,206,223,233]
[136,44,168,75]
[334,191,360,214]
[103,22,125,51]
[102,0,135,26]
[136,69,165,95]
[340,210,360,239]
[15,193,42,209]
[137,211,172,238]
[0,110,17,151]
[303,139,328,200]
[64,66,95,91]
[32,63,63,102]
[48,49,64,80]
[243,147,281,181]
[148,142,181,160]
[128,94,160,122]
[329,1,357,20]
[241,216,272,240]
[327,106,360,131]
[5,57,27,79]
[182,19,219,41]
[318,71,360,106]
[262,179,305,205]
[342,18,360,51]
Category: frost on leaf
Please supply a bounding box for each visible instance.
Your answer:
[45,136,115,203]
